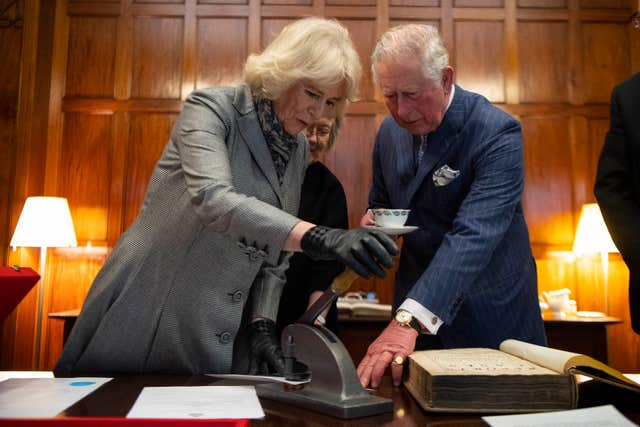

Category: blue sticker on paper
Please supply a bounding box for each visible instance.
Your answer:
[69,381,96,386]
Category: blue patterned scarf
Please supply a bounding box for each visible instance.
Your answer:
[254,97,298,185]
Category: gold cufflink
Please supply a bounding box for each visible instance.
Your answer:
[394,356,404,365]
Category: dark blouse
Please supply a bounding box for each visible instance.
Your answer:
[276,161,349,334]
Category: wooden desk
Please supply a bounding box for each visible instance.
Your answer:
[50,309,621,364]
[541,313,621,363]
[48,308,81,345]
[7,374,630,425]
[337,313,622,365]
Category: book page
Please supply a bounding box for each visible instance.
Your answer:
[500,340,640,390]
[500,339,576,374]
[410,348,557,376]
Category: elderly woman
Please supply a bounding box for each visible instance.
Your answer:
[54,17,397,377]
[277,117,348,334]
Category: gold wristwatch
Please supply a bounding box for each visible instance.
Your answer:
[395,309,422,333]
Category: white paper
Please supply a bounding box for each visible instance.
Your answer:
[206,373,310,385]
[0,371,54,382]
[483,405,637,427]
[126,385,264,419]
[0,377,112,418]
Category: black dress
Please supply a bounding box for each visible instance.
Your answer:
[276,161,349,334]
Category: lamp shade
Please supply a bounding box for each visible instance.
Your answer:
[10,197,77,248]
[572,203,618,255]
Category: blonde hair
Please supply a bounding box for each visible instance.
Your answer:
[371,24,449,84]
[244,17,362,120]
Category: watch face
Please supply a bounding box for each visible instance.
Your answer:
[395,310,412,324]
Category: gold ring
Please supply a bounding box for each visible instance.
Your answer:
[394,356,404,365]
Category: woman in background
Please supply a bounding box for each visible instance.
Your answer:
[277,117,348,334]
[55,17,397,377]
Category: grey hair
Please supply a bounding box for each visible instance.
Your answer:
[244,17,362,120]
[371,24,449,84]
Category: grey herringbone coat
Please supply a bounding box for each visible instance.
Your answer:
[54,85,308,375]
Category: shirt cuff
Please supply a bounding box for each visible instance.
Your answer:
[399,298,443,335]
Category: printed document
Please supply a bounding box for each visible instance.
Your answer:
[483,404,636,427]
[0,377,112,418]
[127,385,264,419]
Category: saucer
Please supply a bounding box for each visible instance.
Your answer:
[365,225,418,235]
[576,311,605,318]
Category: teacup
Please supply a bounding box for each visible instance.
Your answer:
[542,288,571,316]
[371,208,410,228]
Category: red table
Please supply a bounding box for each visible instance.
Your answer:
[0,266,40,320]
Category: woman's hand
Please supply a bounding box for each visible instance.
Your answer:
[247,319,285,376]
[300,226,398,279]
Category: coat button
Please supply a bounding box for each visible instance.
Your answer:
[219,332,232,344]
[231,291,243,302]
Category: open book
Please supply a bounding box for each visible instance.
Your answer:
[404,339,640,414]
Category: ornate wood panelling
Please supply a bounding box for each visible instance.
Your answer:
[519,0,567,7]
[131,17,184,99]
[518,21,569,103]
[522,116,574,246]
[340,19,377,101]
[582,23,631,103]
[65,17,117,97]
[60,113,113,242]
[456,0,504,6]
[454,21,505,103]
[260,18,289,47]
[196,18,247,88]
[4,0,640,373]
[0,23,22,268]
[330,114,377,229]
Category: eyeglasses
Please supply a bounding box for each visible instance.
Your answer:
[305,125,332,138]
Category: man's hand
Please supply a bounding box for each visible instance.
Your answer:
[301,226,398,279]
[356,320,417,388]
[247,319,285,376]
[360,210,375,227]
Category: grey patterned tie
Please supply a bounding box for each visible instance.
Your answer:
[416,134,428,166]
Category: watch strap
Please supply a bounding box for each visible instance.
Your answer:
[395,310,422,333]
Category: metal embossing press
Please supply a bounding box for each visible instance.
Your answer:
[257,269,393,419]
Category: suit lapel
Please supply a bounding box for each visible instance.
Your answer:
[281,134,308,211]
[407,85,466,203]
[234,87,284,206]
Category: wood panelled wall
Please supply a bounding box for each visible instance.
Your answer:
[2,0,639,371]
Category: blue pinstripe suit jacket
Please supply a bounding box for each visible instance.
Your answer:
[369,85,546,349]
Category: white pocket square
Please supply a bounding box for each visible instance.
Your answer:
[432,165,460,186]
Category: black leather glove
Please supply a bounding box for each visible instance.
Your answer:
[301,226,399,279]
[247,319,286,376]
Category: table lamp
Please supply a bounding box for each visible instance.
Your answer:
[10,196,77,369]
[572,203,619,315]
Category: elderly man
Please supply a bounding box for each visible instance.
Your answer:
[357,24,546,388]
